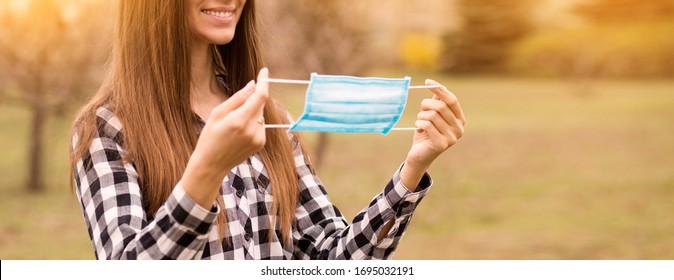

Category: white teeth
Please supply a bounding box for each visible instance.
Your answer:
[203,10,233,18]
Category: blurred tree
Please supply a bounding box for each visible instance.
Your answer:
[0,0,109,192]
[260,0,375,168]
[440,0,534,73]
[509,0,674,82]
[261,1,373,78]
[574,0,674,23]
[398,32,443,69]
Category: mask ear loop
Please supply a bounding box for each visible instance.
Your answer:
[260,77,445,131]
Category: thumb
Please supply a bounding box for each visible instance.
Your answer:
[239,68,270,118]
[211,80,256,119]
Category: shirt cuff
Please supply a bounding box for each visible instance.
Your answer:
[165,183,219,235]
[383,163,433,217]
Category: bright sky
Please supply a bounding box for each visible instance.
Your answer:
[7,0,29,13]
[535,0,585,27]
[4,0,84,23]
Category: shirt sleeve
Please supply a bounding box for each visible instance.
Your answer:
[72,107,218,259]
[290,134,432,260]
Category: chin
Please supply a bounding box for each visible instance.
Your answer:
[210,32,236,45]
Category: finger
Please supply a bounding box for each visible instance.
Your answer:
[415,119,444,142]
[416,118,458,149]
[420,98,464,138]
[211,80,255,119]
[420,98,454,127]
[426,79,466,125]
[254,68,270,118]
[239,68,270,119]
[417,109,452,137]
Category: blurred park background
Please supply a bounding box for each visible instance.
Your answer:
[1,0,673,259]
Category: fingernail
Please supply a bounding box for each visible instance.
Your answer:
[426,79,439,86]
[245,80,255,91]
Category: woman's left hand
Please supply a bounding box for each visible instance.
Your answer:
[401,79,466,190]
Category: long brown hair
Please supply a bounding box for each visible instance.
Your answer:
[70,0,300,242]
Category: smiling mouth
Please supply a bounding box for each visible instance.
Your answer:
[202,9,233,18]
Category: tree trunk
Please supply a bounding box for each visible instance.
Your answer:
[313,132,329,169]
[27,102,46,192]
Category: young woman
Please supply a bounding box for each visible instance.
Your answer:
[70,0,465,260]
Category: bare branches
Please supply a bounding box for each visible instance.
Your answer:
[0,0,110,108]
[260,0,377,78]
[0,0,112,192]
[259,0,378,167]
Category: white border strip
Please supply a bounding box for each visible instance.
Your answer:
[264,78,311,85]
[264,124,417,131]
[263,78,443,89]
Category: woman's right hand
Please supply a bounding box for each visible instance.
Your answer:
[181,68,270,208]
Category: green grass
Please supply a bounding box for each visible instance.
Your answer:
[2,73,673,259]
[0,107,93,259]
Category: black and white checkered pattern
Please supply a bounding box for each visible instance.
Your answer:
[73,107,432,259]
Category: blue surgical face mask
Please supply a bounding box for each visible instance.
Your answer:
[289,73,410,134]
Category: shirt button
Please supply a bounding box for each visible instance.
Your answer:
[401,201,411,208]
[235,190,243,197]
[244,232,251,241]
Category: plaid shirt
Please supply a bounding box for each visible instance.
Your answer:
[73,107,432,260]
